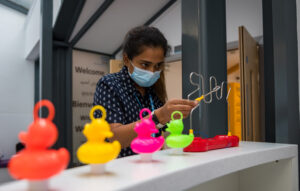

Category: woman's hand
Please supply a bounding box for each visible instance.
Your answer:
[155,99,198,124]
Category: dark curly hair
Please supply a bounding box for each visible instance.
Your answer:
[122,26,170,60]
[122,26,170,103]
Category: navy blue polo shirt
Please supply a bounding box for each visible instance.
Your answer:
[93,66,164,157]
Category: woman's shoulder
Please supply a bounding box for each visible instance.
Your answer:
[96,70,123,88]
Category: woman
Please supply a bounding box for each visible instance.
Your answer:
[93,26,198,157]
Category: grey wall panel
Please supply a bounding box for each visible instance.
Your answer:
[182,0,227,137]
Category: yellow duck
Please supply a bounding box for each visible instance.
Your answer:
[77,105,121,164]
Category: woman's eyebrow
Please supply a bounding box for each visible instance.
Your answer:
[139,60,164,65]
[156,61,165,65]
[139,60,152,64]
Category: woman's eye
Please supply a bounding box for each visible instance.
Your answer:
[142,63,149,67]
[156,63,163,69]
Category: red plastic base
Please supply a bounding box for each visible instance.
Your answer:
[183,135,239,152]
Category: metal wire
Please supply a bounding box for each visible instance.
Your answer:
[187,72,229,131]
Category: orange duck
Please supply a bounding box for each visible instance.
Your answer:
[8,100,69,180]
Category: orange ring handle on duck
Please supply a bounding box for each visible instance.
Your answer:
[34,100,55,121]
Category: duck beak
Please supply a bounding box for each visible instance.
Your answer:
[19,132,27,144]
[104,131,113,138]
[151,128,159,133]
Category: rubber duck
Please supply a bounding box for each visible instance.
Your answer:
[8,100,69,180]
[77,105,121,165]
[166,111,194,148]
[131,108,164,154]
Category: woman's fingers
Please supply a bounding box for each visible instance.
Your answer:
[171,105,194,112]
[170,111,189,119]
[182,112,190,118]
[157,99,199,124]
[169,99,198,107]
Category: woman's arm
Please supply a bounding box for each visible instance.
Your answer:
[109,116,150,148]
[109,122,137,149]
[108,99,198,148]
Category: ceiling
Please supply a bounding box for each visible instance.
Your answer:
[8,0,33,9]
[69,0,173,55]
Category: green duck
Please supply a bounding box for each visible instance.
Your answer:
[166,111,194,148]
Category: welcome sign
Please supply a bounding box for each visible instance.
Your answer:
[72,50,109,165]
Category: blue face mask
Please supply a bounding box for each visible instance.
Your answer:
[128,62,161,87]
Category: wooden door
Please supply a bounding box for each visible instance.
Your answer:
[164,61,182,99]
[109,59,123,73]
[239,26,261,141]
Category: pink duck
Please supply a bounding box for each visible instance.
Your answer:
[131,108,164,155]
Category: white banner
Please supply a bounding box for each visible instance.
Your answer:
[72,50,109,165]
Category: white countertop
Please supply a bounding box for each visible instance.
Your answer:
[0,141,298,191]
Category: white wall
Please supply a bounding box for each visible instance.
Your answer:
[151,0,181,54]
[24,0,40,60]
[0,5,34,159]
[151,0,264,48]
[155,0,263,45]
[25,0,62,61]
[226,0,263,42]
